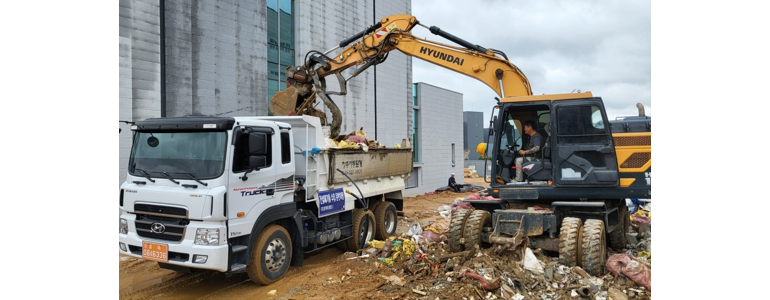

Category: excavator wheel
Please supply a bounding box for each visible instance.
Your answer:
[462,210,492,250]
[448,209,473,252]
[559,217,583,267]
[608,203,630,250]
[580,219,607,276]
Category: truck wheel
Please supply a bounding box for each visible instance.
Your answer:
[559,217,582,267]
[462,210,492,250]
[374,201,397,240]
[580,219,607,276]
[346,209,375,251]
[448,209,472,252]
[609,203,630,250]
[246,224,292,285]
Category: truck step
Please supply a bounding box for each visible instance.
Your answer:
[231,245,248,253]
[230,263,247,272]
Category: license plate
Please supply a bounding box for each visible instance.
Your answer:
[142,241,168,263]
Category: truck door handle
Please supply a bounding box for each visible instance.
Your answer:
[266,189,275,196]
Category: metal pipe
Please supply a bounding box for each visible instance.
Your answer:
[637,103,646,117]
[496,69,505,98]
[323,45,340,56]
[428,26,488,53]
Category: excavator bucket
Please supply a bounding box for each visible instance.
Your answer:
[269,86,300,116]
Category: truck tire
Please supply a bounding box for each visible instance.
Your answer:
[374,201,397,240]
[609,203,629,250]
[246,224,292,285]
[580,219,607,276]
[448,209,472,252]
[559,217,582,267]
[462,210,492,250]
[346,209,375,251]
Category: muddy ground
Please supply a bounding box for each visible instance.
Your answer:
[119,177,650,299]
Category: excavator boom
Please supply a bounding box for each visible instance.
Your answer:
[270,14,532,138]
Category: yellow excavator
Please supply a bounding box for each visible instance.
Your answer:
[270,14,531,138]
[274,14,651,276]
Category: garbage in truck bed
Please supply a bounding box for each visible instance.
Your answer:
[323,126,411,151]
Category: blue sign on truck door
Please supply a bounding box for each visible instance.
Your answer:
[318,188,346,217]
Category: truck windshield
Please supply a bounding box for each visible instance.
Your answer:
[129,131,227,179]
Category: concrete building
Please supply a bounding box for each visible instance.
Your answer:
[119,0,461,196]
[463,111,484,160]
[406,83,464,196]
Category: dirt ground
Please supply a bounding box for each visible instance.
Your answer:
[119,177,650,299]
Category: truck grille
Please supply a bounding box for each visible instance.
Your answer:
[135,218,187,242]
[135,203,187,218]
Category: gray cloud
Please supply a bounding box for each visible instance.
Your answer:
[411,0,651,122]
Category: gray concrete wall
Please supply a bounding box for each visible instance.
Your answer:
[295,0,376,138]
[119,0,162,187]
[404,82,463,196]
[463,111,484,155]
[295,0,411,148]
[164,0,268,118]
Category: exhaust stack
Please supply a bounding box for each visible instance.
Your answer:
[637,103,646,117]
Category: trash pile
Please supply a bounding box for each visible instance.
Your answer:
[435,184,488,193]
[324,127,409,151]
[624,198,652,273]
[344,201,652,300]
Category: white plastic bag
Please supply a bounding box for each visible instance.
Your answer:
[523,248,544,275]
[438,205,452,218]
[325,138,340,149]
[407,221,423,237]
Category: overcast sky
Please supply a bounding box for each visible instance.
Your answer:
[410,0,651,123]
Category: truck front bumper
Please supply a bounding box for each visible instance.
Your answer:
[118,215,229,272]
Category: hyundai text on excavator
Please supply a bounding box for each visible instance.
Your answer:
[272,14,651,276]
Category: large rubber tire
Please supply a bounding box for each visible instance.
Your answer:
[448,209,473,252]
[246,224,292,285]
[345,209,376,251]
[374,201,397,240]
[609,203,630,250]
[462,210,492,250]
[580,219,607,276]
[559,217,583,267]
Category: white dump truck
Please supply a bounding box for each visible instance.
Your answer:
[118,115,412,285]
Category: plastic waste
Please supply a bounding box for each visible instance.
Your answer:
[523,248,544,274]
[325,138,340,149]
[438,205,452,218]
[407,221,423,237]
[347,135,367,144]
[421,230,441,243]
[380,240,393,258]
[606,254,651,291]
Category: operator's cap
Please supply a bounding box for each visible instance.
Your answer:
[451,173,455,176]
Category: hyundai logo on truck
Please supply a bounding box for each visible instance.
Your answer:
[150,223,166,234]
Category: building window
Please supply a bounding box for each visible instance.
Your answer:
[267,0,295,114]
[412,84,420,162]
[452,143,456,167]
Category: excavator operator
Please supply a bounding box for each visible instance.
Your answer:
[512,120,543,183]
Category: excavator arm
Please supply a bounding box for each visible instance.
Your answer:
[271,14,532,138]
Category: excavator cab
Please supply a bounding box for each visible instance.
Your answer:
[484,93,624,188]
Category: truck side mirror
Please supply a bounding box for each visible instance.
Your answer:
[248,132,268,155]
[249,155,267,169]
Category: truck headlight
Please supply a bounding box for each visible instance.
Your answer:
[195,228,220,245]
[119,218,128,234]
